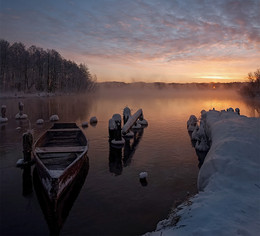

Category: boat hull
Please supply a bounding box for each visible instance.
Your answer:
[35,151,87,201]
[33,123,88,202]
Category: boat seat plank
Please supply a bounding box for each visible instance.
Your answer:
[48,128,81,132]
[35,146,86,153]
[38,152,77,159]
[42,156,76,166]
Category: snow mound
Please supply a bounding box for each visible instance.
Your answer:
[139,172,148,179]
[50,114,59,121]
[0,117,8,123]
[187,115,198,132]
[146,110,260,236]
[36,119,44,124]
[15,113,28,119]
[112,113,121,122]
[195,136,209,152]
[123,130,134,138]
[111,138,125,146]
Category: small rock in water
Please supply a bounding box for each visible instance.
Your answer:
[139,172,148,179]
[139,172,148,186]
[36,119,44,124]
[16,127,22,130]
[90,116,98,124]
[50,114,59,121]
[82,122,89,128]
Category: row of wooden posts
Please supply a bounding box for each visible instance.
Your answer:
[109,108,144,142]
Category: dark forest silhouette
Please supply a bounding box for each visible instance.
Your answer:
[0,39,95,93]
[241,69,260,98]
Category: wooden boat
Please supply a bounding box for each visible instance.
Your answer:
[33,158,89,235]
[33,123,88,202]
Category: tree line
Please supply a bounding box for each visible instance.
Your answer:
[241,69,260,98]
[0,39,95,93]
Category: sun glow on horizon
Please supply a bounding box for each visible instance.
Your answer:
[199,76,227,80]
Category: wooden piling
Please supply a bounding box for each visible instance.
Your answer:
[123,107,131,124]
[19,102,24,116]
[1,105,6,118]
[23,132,33,162]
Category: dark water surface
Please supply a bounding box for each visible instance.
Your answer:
[0,88,258,235]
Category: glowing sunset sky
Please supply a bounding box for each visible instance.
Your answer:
[1,0,260,82]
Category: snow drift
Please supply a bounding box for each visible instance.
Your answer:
[146,109,260,236]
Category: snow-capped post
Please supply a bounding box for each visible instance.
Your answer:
[112,114,122,141]
[123,106,131,124]
[19,102,24,116]
[109,118,116,140]
[15,102,28,119]
[139,172,148,186]
[23,131,33,162]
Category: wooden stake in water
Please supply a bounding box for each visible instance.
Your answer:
[19,102,24,116]
[23,132,33,162]
[1,105,6,118]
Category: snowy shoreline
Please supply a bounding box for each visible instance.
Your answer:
[146,109,260,235]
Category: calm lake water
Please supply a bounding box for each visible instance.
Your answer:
[0,88,259,236]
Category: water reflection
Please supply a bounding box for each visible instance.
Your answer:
[123,129,144,167]
[22,166,33,197]
[33,158,89,236]
[109,129,144,176]
[242,97,260,117]
[109,146,123,176]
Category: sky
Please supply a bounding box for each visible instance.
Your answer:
[0,0,260,83]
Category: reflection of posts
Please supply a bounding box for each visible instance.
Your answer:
[22,166,33,197]
[109,145,123,176]
[23,132,33,162]
[123,129,144,167]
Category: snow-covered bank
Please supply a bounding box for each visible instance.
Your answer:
[146,110,260,236]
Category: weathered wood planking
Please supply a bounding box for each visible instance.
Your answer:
[48,128,81,132]
[35,146,86,153]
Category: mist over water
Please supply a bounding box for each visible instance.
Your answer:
[0,87,258,235]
